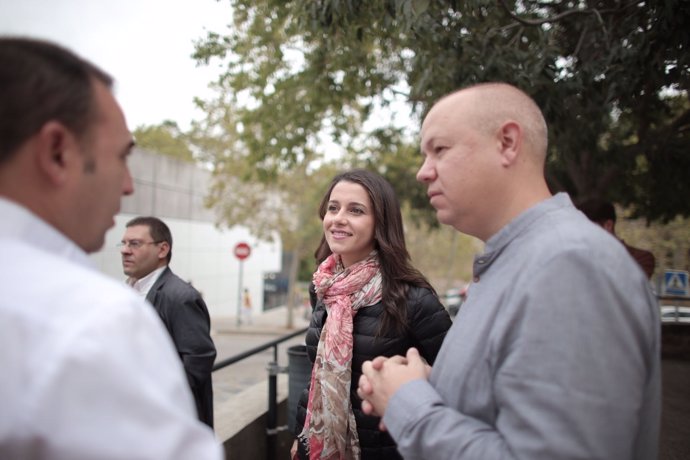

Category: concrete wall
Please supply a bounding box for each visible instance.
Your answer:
[90,148,282,319]
[118,147,215,221]
[216,377,294,459]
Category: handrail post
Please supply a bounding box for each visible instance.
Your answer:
[210,327,307,458]
[266,355,279,460]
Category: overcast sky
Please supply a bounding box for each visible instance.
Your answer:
[0,0,231,130]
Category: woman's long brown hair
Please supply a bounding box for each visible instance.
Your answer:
[314,169,436,335]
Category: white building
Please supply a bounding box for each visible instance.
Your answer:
[90,148,282,319]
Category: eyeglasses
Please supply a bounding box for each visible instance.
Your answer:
[117,240,162,250]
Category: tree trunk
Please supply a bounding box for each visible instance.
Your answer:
[285,248,301,329]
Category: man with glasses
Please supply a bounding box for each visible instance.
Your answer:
[0,37,222,459]
[120,216,216,428]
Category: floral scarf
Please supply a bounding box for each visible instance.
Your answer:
[297,251,383,459]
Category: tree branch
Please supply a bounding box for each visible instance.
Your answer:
[499,0,617,27]
[669,107,690,133]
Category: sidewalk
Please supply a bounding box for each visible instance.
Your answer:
[211,305,310,336]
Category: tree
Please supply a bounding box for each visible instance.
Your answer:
[188,92,336,327]
[403,204,482,290]
[133,121,195,162]
[194,0,690,223]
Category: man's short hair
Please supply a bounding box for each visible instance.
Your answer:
[126,216,173,263]
[0,37,113,163]
[577,198,616,225]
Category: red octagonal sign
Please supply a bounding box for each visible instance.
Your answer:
[234,242,251,260]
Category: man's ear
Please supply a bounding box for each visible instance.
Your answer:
[158,242,171,261]
[603,219,615,234]
[35,121,78,186]
[497,121,521,167]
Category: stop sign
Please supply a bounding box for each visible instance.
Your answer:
[234,242,251,260]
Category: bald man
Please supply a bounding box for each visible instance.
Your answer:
[358,83,660,459]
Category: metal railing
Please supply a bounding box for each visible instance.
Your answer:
[212,326,308,459]
[658,294,690,324]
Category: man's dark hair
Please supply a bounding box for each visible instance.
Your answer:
[577,198,617,225]
[126,216,173,263]
[0,37,113,163]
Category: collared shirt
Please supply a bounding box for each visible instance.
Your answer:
[0,197,222,459]
[128,265,166,298]
[384,193,661,460]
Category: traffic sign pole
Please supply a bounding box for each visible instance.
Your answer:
[236,260,244,327]
[233,242,251,326]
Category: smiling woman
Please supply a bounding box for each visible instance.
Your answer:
[291,169,452,460]
[322,180,376,268]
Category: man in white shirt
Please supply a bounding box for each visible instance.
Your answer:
[0,37,222,459]
[120,216,216,428]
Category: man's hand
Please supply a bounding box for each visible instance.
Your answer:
[357,348,431,429]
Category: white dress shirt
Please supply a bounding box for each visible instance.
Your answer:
[0,198,223,459]
[128,265,166,298]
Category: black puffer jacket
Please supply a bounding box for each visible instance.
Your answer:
[294,285,452,459]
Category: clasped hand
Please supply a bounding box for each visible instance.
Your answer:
[357,347,431,431]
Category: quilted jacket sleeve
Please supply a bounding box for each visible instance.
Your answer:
[405,286,452,365]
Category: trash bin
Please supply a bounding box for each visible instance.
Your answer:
[287,344,312,434]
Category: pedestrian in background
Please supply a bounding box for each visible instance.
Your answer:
[121,216,217,428]
[292,169,452,459]
[0,37,221,459]
[242,288,254,325]
[358,83,660,460]
[577,198,656,279]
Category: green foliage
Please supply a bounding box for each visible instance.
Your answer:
[403,205,482,289]
[365,136,437,226]
[132,121,195,163]
[194,0,690,223]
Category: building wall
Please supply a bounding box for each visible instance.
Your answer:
[90,148,282,319]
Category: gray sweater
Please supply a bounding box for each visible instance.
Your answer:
[385,193,661,460]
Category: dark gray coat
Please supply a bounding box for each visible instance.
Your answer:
[147,267,216,427]
[295,285,452,459]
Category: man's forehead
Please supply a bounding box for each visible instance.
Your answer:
[419,127,433,150]
[420,115,448,147]
[124,225,150,236]
[91,79,131,142]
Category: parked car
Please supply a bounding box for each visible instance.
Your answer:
[443,286,468,317]
[660,305,690,324]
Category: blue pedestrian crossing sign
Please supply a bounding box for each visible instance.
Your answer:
[663,270,689,297]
